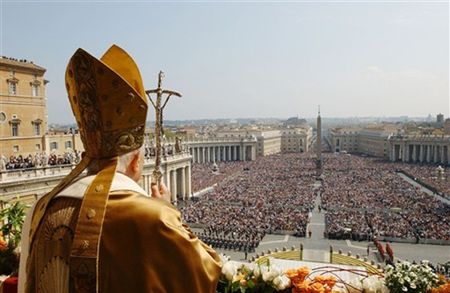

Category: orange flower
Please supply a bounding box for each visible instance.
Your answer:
[309,282,326,293]
[431,282,450,293]
[292,280,335,293]
[292,280,311,292]
[313,275,336,289]
[437,274,448,284]
[0,241,6,252]
[314,276,325,282]
[0,233,7,252]
[287,267,311,284]
[325,277,336,289]
[289,268,338,293]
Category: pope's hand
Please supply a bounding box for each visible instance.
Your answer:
[151,182,171,203]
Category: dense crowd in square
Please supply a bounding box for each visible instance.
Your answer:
[3,147,449,245]
[322,154,450,241]
[182,153,318,250]
[191,162,245,193]
[399,164,450,199]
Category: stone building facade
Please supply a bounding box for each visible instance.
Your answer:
[0,56,193,205]
[329,125,398,159]
[388,135,450,165]
[357,129,391,158]
[0,57,48,155]
[255,130,282,156]
[329,128,360,154]
[280,127,312,153]
[444,119,450,135]
[185,126,313,162]
[44,132,84,153]
[329,124,450,166]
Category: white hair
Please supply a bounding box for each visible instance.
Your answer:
[86,145,144,174]
[117,146,144,173]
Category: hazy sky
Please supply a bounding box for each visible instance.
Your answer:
[1,1,449,123]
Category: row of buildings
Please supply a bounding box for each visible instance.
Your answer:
[0,55,314,163]
[0,55,314,204]
[2,54,447,168]
[328,119,450,165]
[185,124,313,163]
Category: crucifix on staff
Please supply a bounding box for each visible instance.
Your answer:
[145,71,182,186]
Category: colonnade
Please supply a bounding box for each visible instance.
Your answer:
[189,144,255,163]
[141,164,192,204]
[389,138,450,165]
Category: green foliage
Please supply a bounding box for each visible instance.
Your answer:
[0,201,26,276]
[0,201,27,249]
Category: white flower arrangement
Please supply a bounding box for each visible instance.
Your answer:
[222,260,238,282]
[384,261,439,293]
[219,256,289,292]
[347,275,389,293]
[272,275,291,291]
[218,256,447,293]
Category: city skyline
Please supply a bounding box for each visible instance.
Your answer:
[47,114,447,128]
[1,1,449,123]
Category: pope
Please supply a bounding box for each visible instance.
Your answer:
[19,45,221,292]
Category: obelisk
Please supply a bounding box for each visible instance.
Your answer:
[316,106,322,169]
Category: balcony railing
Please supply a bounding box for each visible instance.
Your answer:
[0,151,192,183]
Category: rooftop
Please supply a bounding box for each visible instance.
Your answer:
[0,56,46,73]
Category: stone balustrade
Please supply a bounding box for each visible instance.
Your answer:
[0,164,77,183]
[0,152,193,205]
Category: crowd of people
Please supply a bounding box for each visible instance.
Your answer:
[0,151,81,170]
[182,153,318,250]
[322,154,450,241]
[5,146,449,246]
[399,164,450,200]
[187,152,449,247]
[2,140,191,171]
[197,226,263,253]
[191,162,244,193]
[324,210,371,241]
